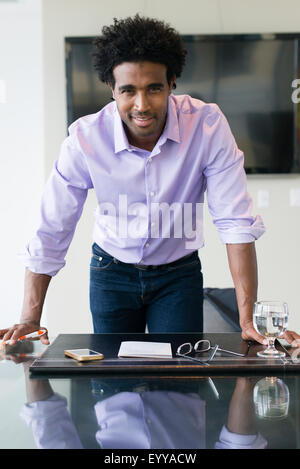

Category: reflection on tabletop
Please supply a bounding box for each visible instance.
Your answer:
[19,366,267,449]
[3,340,298,449]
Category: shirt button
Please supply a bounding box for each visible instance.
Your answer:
[145,243,150,247]
[148,157,152,163]
[150,191,155,197]
[151,222,155,227]
[146,418,152,425]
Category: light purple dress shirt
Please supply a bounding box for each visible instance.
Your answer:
[20,392,267,449]
[20,94,265,276]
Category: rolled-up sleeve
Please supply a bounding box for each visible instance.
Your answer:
[215,425,267,449]
[19,131,93,276]
[203,106,265,244]
[20,393,83,449]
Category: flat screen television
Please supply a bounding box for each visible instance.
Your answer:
[65,33,300,174]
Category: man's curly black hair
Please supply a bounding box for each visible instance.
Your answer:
[92,14,187,89]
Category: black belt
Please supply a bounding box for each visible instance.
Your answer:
[132,252,196,271]
[93,243,197,271]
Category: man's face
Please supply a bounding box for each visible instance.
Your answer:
[110,61,175,150]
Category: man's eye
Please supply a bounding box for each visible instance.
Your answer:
[149,87,161,93]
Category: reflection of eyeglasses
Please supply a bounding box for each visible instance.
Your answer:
[176,339,250,366]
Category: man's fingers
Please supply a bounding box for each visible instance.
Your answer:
[9,328,25,345]
[28,328,50,345]
[282,330,300,347]
[243,328,300,348]
[1,325,50,346]
[40,331,50,345]
[2,330,21,346]
[284,331,295,344]
[1,326,21,344]
[242,327,268,345]
[0,329,9,339]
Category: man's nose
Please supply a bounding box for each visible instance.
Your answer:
[134,92,151,113]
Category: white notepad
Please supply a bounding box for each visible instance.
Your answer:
[118,341,172,359]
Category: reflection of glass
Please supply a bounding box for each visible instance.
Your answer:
[253,377,290,419]
[253,301,288,357]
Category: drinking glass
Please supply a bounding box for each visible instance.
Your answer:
[253,301,288,358]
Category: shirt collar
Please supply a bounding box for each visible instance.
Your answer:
[162,95,181,144]
[113,95,181,154]
[114,102,130,153]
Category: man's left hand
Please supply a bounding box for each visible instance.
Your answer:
[242,323,300,347]
[281,329,300,347]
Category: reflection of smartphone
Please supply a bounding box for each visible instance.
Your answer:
[64,349,104,362]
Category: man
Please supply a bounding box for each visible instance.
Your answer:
[1,15,299,346]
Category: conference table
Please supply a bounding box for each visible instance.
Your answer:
[1,332,300,451]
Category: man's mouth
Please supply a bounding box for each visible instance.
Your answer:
[131,115,154,127]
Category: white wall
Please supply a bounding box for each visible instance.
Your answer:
[0,0,44,328]
[1,0,300,335]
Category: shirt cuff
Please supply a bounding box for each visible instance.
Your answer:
[20,393,83,449]
[20,393,68,423]
[215,425,268,449]
[18,246,65,276]
[217,215,266,244]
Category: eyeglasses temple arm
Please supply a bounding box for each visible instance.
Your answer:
[176,353,210,366]
[208,344,219,361]
[217,344,250,357]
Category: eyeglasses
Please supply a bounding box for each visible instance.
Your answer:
[176,339,251,365]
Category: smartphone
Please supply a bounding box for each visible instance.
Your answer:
[64,349,104,362]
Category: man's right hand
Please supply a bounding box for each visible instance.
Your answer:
[0,321,50,346]
[0,269,52,347]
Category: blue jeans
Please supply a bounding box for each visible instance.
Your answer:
[89,243,203,333]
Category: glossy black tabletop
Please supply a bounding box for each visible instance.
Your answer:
[1,336,300,450]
